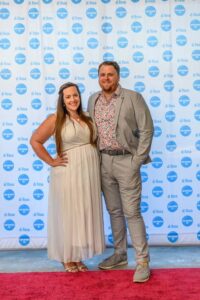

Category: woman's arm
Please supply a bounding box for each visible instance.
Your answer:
[30,114,67,167]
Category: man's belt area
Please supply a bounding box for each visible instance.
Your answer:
[100,149,131,156]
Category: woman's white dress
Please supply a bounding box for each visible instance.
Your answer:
[48,118,105,262]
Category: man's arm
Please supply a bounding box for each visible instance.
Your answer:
[131,93,154,166]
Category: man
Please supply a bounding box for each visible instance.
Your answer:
[87,61,154,283]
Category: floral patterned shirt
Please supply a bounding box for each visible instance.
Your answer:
[94,85,124,150]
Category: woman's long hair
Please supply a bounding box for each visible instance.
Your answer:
[55,82,95,155]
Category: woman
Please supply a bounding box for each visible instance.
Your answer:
[30,82,105,272]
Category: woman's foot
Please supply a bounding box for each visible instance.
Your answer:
[63,262,78,272]
[76,261,88,272]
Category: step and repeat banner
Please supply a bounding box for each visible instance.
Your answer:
[1,0,200,249]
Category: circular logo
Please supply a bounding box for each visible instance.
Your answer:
[108,233,114,244]
[103,52,114,61]
[18,144,28,155]
[43,23,53,34]
[148,66,159,77]
[1,98,12,110]
[120,67,130,79]
[19,204,30,216]
[174,5,185,16]
[4,189,15,201]
[71,0,82,3]
[141,201,149,213]
[134,82,145,93]
[3,160,14,171]
[14,0,24,3]
[194,110,200,121]
[167,171,177,182]
[31,98,42,110]
[152,157,163,169]
[30,68,41,79]
[192,50,200,61]
[196,170,200,181]
[73,53,84,64]
[197,201,200,211]
[72,23,83,34]
[190,19,200,31]
[150,96,160,107]
[19,234,30,246]
[145,6,156,17]
[177,65,188,76]
[59,68,70,79]
[47,143,56,155]
[168,231,178,243]
[45,83,56,94]
[179,95,190,106]
[165,111,176,122]
[32,160,43,171]
[116,7,127,18]
[152,186,163,197]
[141,171,148,183]
[17,114,28,125]
[57,38,69,49]
[176,35,187,46]
[15,53,26,64]
[18,174,29,185]
[101,22,112,34]
[181,185,193,197]
[193,80,200,91]
[166,141,177,152]
[152,216,164,227]
[33,189,44,200]
[77,83,85,94]
[162,50,173,62]
[33,219,45,230]
[57,8,68,19]
[167,201,178,212]
[16,83,27,95]
[0,38,10,49]
[0,68,12,80]
[154,126,162,137]
[195,140,200,151]
[14,23,25,34]
[182,215,193,227]
[28,8,39,19]
[131,22,142,33]
[161,20,171,31]
[29,38,40,49]
[147,36,158,47]
[86,8,97,19]
[87,37,98,49]
[117,37,128,48]
[164,80,174,92]
[132,51,144,63]
[180,125,191,136]
[2,129,13,140]
[0,8,10,19]
[88,68,98,79]
[197,231,200,240]
[181,157,192,168]
[44,53,54,64]
[4,219,15,231]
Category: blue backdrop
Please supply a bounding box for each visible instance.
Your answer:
[0,0,200,249]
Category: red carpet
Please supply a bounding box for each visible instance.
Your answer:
[0,269,200,300]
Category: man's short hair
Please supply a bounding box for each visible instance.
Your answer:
[98,61,120,76]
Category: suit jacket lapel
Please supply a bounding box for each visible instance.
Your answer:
[114,94,124,129]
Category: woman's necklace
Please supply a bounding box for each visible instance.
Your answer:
[70,115,80,122]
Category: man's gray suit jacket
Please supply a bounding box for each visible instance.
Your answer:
[88,87,154,168]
